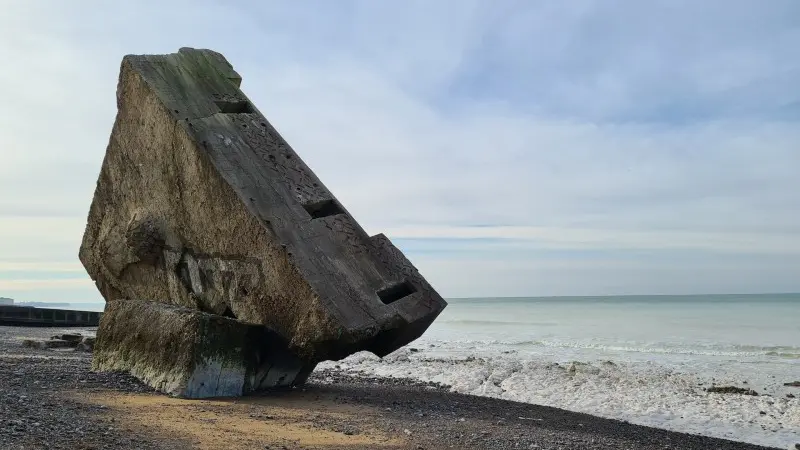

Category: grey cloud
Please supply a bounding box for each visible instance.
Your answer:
[440,1,800,122]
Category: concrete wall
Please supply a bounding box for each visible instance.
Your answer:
[0,305,101,327]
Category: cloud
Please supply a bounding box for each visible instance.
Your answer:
[385,227,800,255]
[412,251,800,297]
[0,0,798,300]
[443,0,800,122]
[0,279,93,291]
[0,262,84,273]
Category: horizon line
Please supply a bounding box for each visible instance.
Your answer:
[446,292,800,300]
[5,292,799,304]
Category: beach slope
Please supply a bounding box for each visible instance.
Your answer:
[0,326,781,450]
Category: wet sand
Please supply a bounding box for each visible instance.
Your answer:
[0,326,782,450]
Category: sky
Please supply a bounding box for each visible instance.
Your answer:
[1,0,799,303]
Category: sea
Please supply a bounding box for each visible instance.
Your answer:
[318,294,800,449]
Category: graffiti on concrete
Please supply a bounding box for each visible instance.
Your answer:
[163,248,264,314]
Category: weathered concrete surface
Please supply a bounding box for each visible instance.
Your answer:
[93,300,313,398]
[79,47,447,365]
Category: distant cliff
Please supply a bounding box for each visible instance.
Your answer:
[0,297,13,306]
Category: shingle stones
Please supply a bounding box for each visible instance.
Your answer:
[79,48,447,398]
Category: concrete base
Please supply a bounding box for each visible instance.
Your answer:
[92,300,315,398]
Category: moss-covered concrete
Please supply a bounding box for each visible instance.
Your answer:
[93,300,313,398]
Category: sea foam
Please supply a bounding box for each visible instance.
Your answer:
[318,342,800,449]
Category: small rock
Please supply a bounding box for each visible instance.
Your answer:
[54,334,83,343]
[784,381,800,387]
[76,336,96,352]
[403,429,412,436]
[45,339,74,349]
[706,386,758,396]
[21,340,44,349]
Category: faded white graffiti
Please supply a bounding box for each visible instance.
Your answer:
[163,248,262,312]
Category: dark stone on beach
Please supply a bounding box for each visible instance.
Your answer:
[76,336,96,352]
[787,393,796,399]
[21,336,95,352]
[53,333,83,343]
[706,386,759,396]
[44,339,74,349]
[46,335,84,349]
[784,381,800,387]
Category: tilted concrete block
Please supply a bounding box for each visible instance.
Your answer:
[93,300,313,398]
[79,48,447,374]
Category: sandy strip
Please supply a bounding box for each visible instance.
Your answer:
[77,390,405,450]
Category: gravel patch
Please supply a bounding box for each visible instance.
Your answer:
[0,326,187,450]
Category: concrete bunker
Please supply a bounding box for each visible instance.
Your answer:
[79,48,447,398]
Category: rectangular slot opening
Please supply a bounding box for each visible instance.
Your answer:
[303,199,344,219]
[377,280,416,305]
[214,100,253,114]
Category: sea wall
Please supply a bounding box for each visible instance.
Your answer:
[0,305,101,327]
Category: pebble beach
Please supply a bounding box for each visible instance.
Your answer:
[0,325,784,450]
